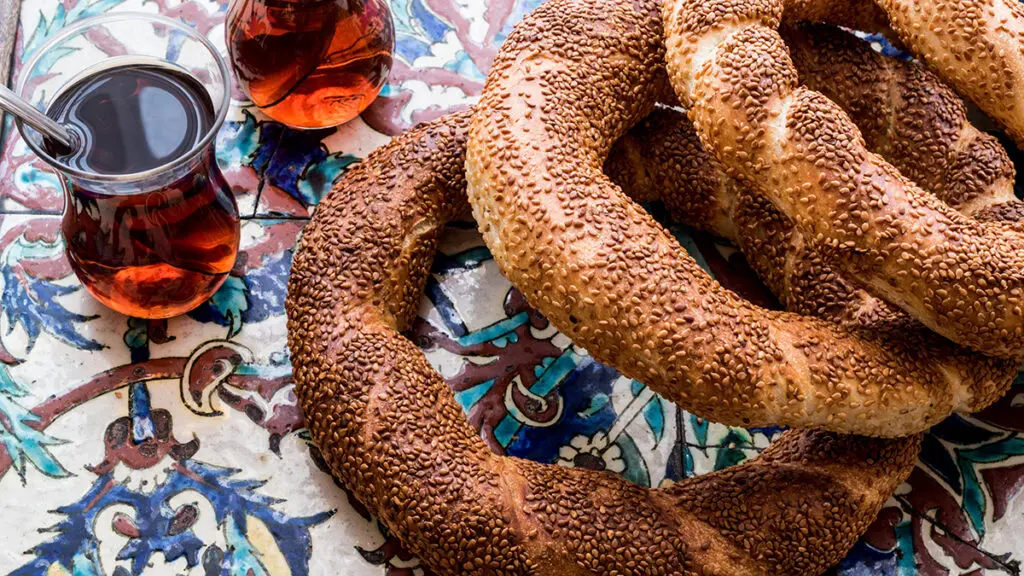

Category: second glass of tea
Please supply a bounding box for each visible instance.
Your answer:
[226,0,394,128]
[16,13,240,319]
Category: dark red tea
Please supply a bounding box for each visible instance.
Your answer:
[47,65,240,319]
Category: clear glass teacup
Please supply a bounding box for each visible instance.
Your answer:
[16,13,239,319]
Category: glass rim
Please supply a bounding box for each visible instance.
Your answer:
[14,12,232,183]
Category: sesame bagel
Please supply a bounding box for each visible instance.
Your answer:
[286,107,921,576]
[466,0,1016,436]
[660,0,1024,358]
[612,103,1016,415]
[612,23,1023,347]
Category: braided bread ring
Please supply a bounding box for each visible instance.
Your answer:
[609,106,1014,413]
[287,107,920,576]
[611,23,1021,358]
[466,0,1011,436]
[660,0,1024,359]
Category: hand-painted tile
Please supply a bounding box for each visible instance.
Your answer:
[0,215,387,576]
[4,0,1024,574]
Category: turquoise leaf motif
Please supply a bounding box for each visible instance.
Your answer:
[577,393,609,418]
[630,380,644,397]
[0,365,69,483]
[714,429,754,471]
[616,434,650,488]
[23,0,128,61]
[643,395,666,443]
[955,436,1024,538]
[224,516,271,576]
[123,317,148,350]
[296,153,361,206]
[691,413,709,447]
[205,276,251,339]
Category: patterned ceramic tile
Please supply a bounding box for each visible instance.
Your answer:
[3,0,1024,575]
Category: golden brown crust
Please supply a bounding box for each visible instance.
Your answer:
[784,0,893,37]
[783,23,1022,219]
[286,1,1024,572]
[287,106,921,576]
[661,0,1024,359]
[612,101,1017,417]
[468,0,1012,436]
[612,25,1021,384]
[877,0,1024,146]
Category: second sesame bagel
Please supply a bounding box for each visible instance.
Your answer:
[661,0,1024,358]
[466,0,1017,436]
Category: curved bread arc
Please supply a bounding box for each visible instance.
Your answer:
[661,0,1024,358]
[287,108,920,576]
[468,0,1008,436]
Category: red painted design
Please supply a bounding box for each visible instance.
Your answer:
[234,219,303,272]
[253,183,311,217]
[87,409,200,475]
[411,288,562,453]
[864,467,1013,574]
[975,389,1024,433]
[363,63,479,136]
[144,0,229,36]
[83,25,128,57]
[0,343,298,479]
[981,463,1024,524]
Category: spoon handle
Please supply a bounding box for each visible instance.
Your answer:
[0,84,76,150]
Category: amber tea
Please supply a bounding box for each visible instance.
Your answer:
[45,64,240,319]
[227,0,394,128]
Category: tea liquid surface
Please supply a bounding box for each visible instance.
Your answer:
[47,65,214,175]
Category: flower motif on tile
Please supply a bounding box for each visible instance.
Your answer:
[12,455,331,576]
[555,431,625,474]
[414,244,576,452]
[4,342,329,575]
[857,402,1024,575]
[178,340,301,454]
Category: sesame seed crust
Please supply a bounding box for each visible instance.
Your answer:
[877,0,1024,147]
[467,0,1014,437]
[284,0,1024,572]
[662,0,1024,358]
[782,23,1021,220]
[608,24,1020,413]
[615,106,1015,416]
[286,106,920,576]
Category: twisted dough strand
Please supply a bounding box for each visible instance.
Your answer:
[782,23,1023,221]
[612,104,1015,412]
[878,0,1024,147]
[287,104,920,576]
[661,0,1024,358]
[612,23,1021,357]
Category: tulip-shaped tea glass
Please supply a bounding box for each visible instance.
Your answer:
[16,13,240,319]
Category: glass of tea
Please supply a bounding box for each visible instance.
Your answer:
[226,0,394,129]
[15,13,240,319]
